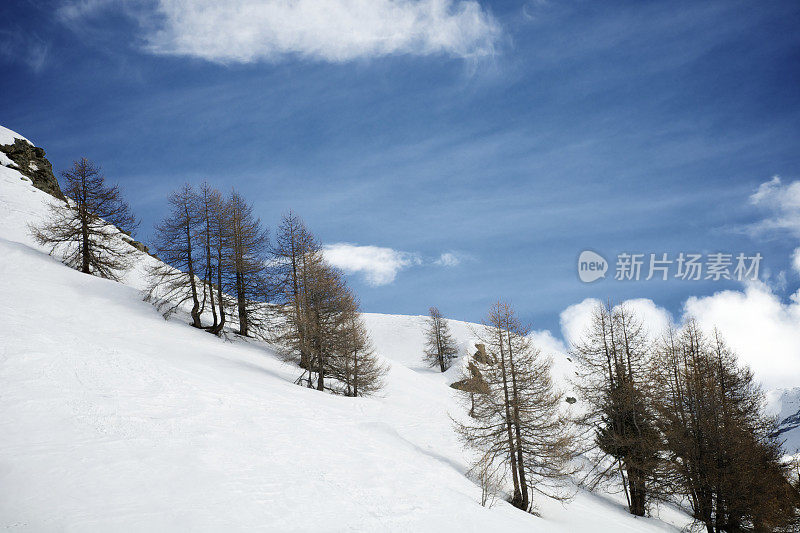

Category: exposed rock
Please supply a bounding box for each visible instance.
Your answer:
[450,361,490,394]
[473,343,492,364]
[130,240,149,254]
[0,137,64,200]
[565,396,577,404]
[119,232,150,254]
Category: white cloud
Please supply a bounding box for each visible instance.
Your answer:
[683,283,800,391]
[558,285,800,392]
[793,247,800,275]
[61,0,500,63]
[748,175,800,237]
[559,297,672,349]
[559,297,601,348]
[622,298,673,341]
[323,243,421,286]
[434,252,461,267]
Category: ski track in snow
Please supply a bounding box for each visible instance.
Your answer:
[1,140,694,531]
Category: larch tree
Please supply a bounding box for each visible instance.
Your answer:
[455,301,575,512]
[206,186,230,335]
[571,302,660,517]
[226,190,271,337]
[31,157,138,280]
[652,321,800,532]
[328,293,388,397]
[303,258,350,391]
[196,182,225,333]
[144,183,204,328]
[423,306,459,372]
[271,212,385,396]
[272,211,320,380]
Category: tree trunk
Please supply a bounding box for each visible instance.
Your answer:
[496,328,522,507]
[185,215,202,329]
[236,271,247,336]
[506,326,529,511]
[210,246,226,335]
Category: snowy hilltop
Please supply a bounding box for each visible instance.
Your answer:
[1,124,797,531]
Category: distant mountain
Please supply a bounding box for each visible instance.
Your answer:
[772,387,800,453]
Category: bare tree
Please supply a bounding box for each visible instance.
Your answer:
[31,158,138,280]
[652,321,800,532]
[469,450,503,507]
[271,213,386,396]
[227,190,270,337]
[145,183,204,328]
[272,211,321,382]
[329,294,388,397]
[206,186,230,335]
[423,306,459,372]
[455,301,575,512]
[571,301,659,517]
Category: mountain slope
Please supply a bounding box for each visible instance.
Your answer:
[0,127,692,531]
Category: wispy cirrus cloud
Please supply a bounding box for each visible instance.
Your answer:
[0,29,49,73]
[58,0,501,64]
[434,252,462,267]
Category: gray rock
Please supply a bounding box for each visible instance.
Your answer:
[450,361,490,394]
[0,138,64,200]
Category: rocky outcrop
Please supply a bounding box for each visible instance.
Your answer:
[0,137,64,200]
[450,361,490,394]
[119,232,150,255]
[473,343,492,365]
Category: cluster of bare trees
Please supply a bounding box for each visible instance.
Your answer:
[33,166,386,397]
[573,302,800,531]
[454,301,576,513]
[31,158,138,280]
[271,212,387,396]
[573,303,659,517]
[145,182,270,337]
[144,188,387,397]
[653,322,799,532]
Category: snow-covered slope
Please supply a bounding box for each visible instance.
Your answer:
[0,127,693,531]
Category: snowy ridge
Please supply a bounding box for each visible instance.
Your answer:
[0,125,31,147]
[1,141,692,531]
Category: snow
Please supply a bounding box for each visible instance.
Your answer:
[0,151,15,168]
[0,124,30,147]
[768,387,800,453]
[0,148,693,531]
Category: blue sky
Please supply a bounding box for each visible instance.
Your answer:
[2,0,800,333]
